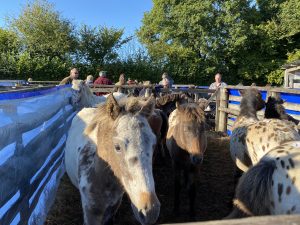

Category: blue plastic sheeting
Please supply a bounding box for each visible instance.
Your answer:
[0,191,20,219]
[229,100,240,105]
[285,109,300,115]
[0,80,27,87]
[0,85,75,225]
[0,84,71,100]
[228,89,268,100]
[0,143,16,167]
[280,93,300,104]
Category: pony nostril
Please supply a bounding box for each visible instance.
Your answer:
[191,156,203,165]
[139,210,146,222]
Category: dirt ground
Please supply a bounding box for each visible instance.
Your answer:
[45,131,235,225]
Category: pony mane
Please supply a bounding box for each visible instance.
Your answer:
[178,103,205,123]
[155,93,188,107]
[85,97,154,135]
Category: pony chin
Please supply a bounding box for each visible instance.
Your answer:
[121,176,160,225]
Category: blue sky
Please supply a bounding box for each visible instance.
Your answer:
[0,0,153,38]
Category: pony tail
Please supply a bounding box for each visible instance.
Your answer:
[232,159,276,216]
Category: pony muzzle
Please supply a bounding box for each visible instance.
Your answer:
[132,192,160,225]
[190,154,203,165]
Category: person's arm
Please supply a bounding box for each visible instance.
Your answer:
[208,83,215,89]
[59,76,71,85]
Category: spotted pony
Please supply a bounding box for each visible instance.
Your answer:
[230,88,300,172]
[227,140,300,218]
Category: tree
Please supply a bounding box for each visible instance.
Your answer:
[137,0,300,85]
[137,0,264,84]
[2,0,75,80]
[10,0,76,59]
[77,25,131,74]
[0,28,20,78]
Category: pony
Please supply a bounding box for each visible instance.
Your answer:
[65,95,160,225]
[71,79,126,109]
[148,108,169,161]
[71,79,168,163]
[155,93,192,116]
[265,96,299,125]
[230,88,300,172]
[227,140,300,218]
[166,102,207,216]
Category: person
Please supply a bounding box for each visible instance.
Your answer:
[115,73,126,86]
[206,72,227,111]
[159,72,174,88]
[59,68,79,85]
[85,75,94,86]
[114,73,126,93]
[94,71,112,85]
[94,71,113,96]
[127,77,136,85]
[209,73,227,90]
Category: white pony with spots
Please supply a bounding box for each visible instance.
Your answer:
[228,88,300,218]
[71,79,126,108]
[230,88,300,172]
[228,140,300,217]
[65,95,160,225]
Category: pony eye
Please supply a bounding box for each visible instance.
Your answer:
[114,144,121,152]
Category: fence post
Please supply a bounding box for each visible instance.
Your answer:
[215,89,220,131]
[217,88,229,132]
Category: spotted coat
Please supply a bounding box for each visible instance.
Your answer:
[231,118,300,172]
[267,141,300,215]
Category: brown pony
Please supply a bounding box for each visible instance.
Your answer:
[166,102,207,216]
[147,108,169,161]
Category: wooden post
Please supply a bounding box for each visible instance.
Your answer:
[217,88,229,132]
[215,89,220,131]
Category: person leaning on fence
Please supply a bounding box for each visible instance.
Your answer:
[59,68,79,85]
[206,72,227,111]
[114,73,126,93]
[209,73,227,90]
[159,72,174,88]
[94,71,113,96]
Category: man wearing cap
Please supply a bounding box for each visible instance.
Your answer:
[94,71,113,95]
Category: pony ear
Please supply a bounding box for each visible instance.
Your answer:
[176,101,184,112]
[139,97,155,118]
[106,94,121,120]
[238,89,246,96]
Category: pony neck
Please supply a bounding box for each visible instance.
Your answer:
[239,99,258,120]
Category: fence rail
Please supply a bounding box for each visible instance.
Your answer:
[215,86,300,134]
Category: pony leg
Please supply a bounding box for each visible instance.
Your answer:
[80,192,103,225]
[233,166,243,188]
[173,166,181,214]
[188,174,196,218]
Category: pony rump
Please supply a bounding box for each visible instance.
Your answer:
[229,159,276,218]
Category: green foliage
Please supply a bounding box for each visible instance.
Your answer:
[77,25,131,73]
[10,0,76,58]
[287,49,300,62]
[0,0,300,85]
[138,0,300,85]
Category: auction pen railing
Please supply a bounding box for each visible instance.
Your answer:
[215,85,300,135]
